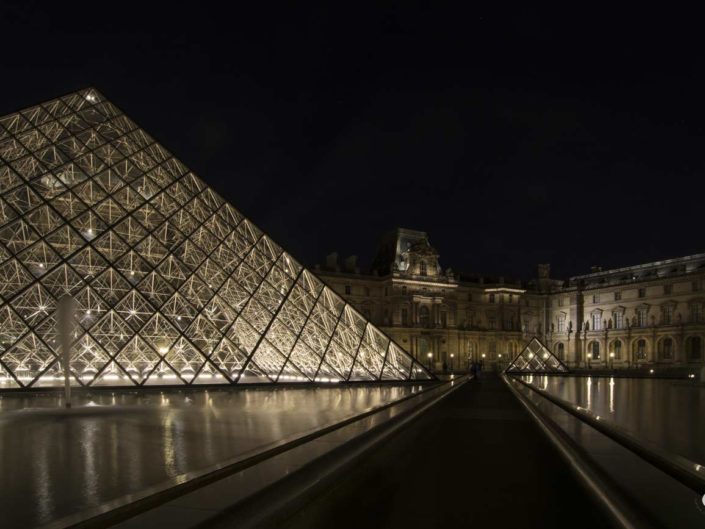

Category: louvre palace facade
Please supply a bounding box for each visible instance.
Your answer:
[317,228,705,370]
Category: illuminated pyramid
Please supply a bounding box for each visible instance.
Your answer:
[0,88,432,388]
[505,337,568,373]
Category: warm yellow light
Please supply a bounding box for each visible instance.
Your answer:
[427,352,432,358]
[610,353,615,358]
[159,347,168,354]
[482,353,486,358]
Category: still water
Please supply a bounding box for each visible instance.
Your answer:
[0,384,419,528]
[520,375,705,465]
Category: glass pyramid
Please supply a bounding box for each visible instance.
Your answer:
[505,337,568,373]
[0,88,432,388]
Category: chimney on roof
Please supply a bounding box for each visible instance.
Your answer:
[538,264,550,279]
[326,252,339,271]
[343,255,359,274]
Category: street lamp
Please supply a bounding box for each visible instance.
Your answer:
[610,352,615,370]
[450,353,454,371]
[427,352,433,371]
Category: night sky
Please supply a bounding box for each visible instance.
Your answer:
[1,4,703,280]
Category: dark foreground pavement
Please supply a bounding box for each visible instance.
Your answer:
[280,373,612,529]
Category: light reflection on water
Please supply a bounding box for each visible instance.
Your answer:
[522,375,705,465]
[0,385,418,528]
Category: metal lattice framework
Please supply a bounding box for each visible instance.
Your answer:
[0,88,432,388]
[505,337,568,373]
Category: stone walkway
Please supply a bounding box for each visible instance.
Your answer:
[281,373,611,529]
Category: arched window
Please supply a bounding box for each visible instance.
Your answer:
[590,341,600,360]
[658,337,673,360]
[556,342,565,360]
[686,336,702,361]
[613,340,622,359]
[634,339,647,360]
[419,305,430,327]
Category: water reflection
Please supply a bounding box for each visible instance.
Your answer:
[522,375,705,466]
[0,384,419,528]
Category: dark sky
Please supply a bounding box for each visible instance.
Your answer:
[1,4,704,280]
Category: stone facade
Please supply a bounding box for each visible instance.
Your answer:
[316,228,705,370]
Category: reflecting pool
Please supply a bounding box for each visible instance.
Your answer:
[520,375,705,464]
[0,384,420,528]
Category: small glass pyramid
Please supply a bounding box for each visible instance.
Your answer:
[505,337,568,373]
[0,88,433,388]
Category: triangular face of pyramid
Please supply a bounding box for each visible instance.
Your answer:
[0,88,433,388]
[505,337,568,373]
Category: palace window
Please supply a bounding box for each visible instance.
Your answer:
[592,294,600,304]
[489,294,495,304]
[558,297,563,307]
[467,292,473,301]
[344,285,351,295]
[419,306,430,327]
[508,294,513,303]
[556,342,565,359]
[401,286,407,295]
[591,341,600,360]
[614,311,624,329]
[401,308,409,326]
[686,336,702,361]
[637,308,648,327]
[691,302,703,323]
[638,288,646,298]
[419,261,427,276]
[364,286,370,297]
[613,340,622,359]
[659,338,673,360]
[635,339,647,360]
[662,305,674,325]
[592,313,601,331]
[557,315,565,333]
[489,341,496,354]
[440,311,447,328]
[488,317,497,330]
[693,281,701,292]
[664,284,672,295]
[614,291,622,301]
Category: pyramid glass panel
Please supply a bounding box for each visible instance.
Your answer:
[0,88,433,388]
[505,337,569,373]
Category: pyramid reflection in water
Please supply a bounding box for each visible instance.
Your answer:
[505,337,568,373]
[0,88,432,388]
